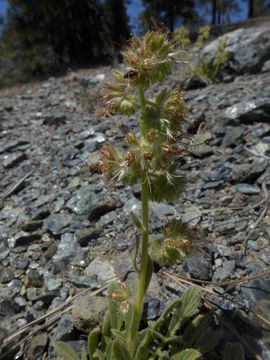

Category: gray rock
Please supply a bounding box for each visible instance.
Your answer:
[232,159,267,183]
[43,113,66,126]
[142,296,165,320]
[0,267,14,283]
[26,332,48,360]
[81,73,105,87]
[75,227,101,246]
[44,214,73,235]
[85,258,116,283]
[68,272,98,288]
[26,269,43,287]
[202,27,270,75]
[241,276,270,304]
[52,314,75,342]
[184,249,212,280]
[191,145,213,158]
[181,206,202,226]
[236,183,260,194]
[3,151,27,168]
[53,233,80,265]
[66,188,99,215]
[221,126,244,148]
[216,244,232,257]
[72,295,107,333]
[224,99,270,124]
[184,75,207,90]
[213,260,235,281]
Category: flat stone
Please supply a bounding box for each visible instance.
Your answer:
[181,206,201,226]
[232,159,267,183]
[3,151,27,168]
[53,233,78,265]
[75,227,101,246]
[26,332,48,360]
[43,113,66,126]
[72,295,107,333]
[221,126,244,148]
[44,214,73,235]
[224,99,270,124]
[236,183,260,194]
[213,260,235,281]
[52,314,75,342]
[184,249,212,280]
[85,258,116,283]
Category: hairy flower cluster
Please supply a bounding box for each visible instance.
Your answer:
[122,30,174,87]
[152,220,193,265]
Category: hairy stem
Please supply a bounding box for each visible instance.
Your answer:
[128,86,150,357]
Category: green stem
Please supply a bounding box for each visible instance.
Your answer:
[139,85,146,138]
[128,86,150,357]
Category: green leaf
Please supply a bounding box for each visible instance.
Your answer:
[144,255,153,295]
[154,298,180,331]
[81,346,87,360]
[54,341,80,360]
[194,328,221,353]
[183,314,210,345]
[101,311,111,351]
[88,327,99,359]
[108,282,123,330]
[106,340,113,360]
[168,286,201,336]
[132,235,140,273]
[171,349,201,360]
[133,329,152,360]
[112,339,130,360]
[131,211,145,233]
[111,329,127,343]
[223,343,245,360]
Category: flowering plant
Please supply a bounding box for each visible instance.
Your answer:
[54,30,237,360]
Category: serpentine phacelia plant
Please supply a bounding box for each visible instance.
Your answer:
[54,30,244,360]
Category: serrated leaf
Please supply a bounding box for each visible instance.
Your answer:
[223,343,245,360]
[54,341,80,360]
[81,346,87,360]
[112,339,130,360]
[168,286,201,336]
[88,327,99,359]
[171,349,201,360]
[131,211,145,233]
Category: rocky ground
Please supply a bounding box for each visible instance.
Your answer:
[0,24,270,360]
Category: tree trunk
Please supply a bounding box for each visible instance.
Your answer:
[248,0,254,17]
[212,0,216,25]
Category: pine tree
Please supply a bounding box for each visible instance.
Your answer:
[103,0,130,63]
[139,0,195,33]
[2,0,106,76]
